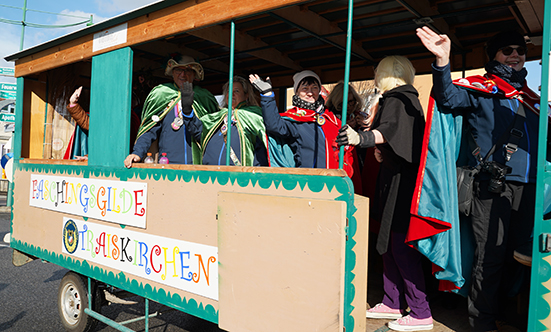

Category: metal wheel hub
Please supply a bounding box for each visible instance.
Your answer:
[61,282,82,325]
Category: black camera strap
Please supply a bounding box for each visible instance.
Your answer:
[466,98,526,165]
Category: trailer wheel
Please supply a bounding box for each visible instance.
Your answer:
[58,271,101,332]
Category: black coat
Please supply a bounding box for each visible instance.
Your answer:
[371,84,425,255]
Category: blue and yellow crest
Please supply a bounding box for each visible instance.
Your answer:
[63,219,78,254]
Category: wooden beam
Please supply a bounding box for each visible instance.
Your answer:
[396,0,463,50]
[514,0,543,33]
[133,40,231,77]
[272,5,375,62]
[14,0,312,77]
[315,0,388,15]
[188,24,302,71]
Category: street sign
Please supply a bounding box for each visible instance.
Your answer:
[0,68,14,77]
[0,83,16,100]
[0,91,16,99]
[0,114,15,123]
[0,83,16,92]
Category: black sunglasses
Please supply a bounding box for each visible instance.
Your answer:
[500,46,526,56]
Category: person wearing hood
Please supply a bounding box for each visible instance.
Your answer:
[124,54,219,168]
[183,76,268,166]
[249,71,358,182]
[337,55,430,331]
[416,27,545,331]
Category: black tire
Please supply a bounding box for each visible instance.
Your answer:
[58,271,102,332]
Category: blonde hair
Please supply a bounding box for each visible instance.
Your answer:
[326,81,363,114]
[222,76,259,108]
[374,55,415,93]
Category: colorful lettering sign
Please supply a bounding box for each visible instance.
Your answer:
[30,174,148,228]
[62,218,218,300]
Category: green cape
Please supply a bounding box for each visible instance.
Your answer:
[136,83,219,141]
[193,103,267,166]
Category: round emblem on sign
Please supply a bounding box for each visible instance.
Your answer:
[63,219,78,254]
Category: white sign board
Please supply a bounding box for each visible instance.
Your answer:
[93,23,128,52]
[62,218,218,300]
[30,174,148,228]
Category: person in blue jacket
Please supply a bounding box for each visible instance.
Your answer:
[417,26,543,332]
[248,71,358,181]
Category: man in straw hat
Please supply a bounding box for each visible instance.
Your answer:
[124,54,219,167]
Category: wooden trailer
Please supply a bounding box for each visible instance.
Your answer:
[4,0,551,331]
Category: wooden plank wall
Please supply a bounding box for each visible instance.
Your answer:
[21,77,47,159]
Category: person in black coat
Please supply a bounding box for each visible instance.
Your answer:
[337,55,431,331]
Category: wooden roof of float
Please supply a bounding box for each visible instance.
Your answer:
[5,0,545,91]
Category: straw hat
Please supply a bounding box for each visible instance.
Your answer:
[165,55,204,81]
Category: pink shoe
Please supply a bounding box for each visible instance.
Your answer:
[388,315,433,331]
[366,303,404,319]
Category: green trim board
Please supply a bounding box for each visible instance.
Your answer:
[13,77,24,160]
[529,0,551,331]
[11,162,359,331]
[89,47,133,167]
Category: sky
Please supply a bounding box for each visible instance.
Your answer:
[0,0,544,94]
[0,0,159,84]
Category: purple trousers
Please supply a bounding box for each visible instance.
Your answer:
[381,231,432,319]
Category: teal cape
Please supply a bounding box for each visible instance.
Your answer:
[408,74,549,295]
[406,74,551,296]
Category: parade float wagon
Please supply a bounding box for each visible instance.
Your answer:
[4,0,551,331]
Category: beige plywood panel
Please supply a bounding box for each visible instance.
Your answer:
[12,168,349,316]
[217,192,346,332]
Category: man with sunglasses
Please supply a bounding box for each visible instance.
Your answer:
[416,28,546,331]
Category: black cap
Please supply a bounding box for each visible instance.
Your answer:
[486,30,527,60]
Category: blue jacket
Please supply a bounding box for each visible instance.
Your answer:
[132,104,194,165]
[261,94,328,168]
[432,63,541,183]
[408,63,546,293]
[132,84,218,164]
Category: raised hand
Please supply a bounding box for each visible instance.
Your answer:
[69,86,83,106]
[416,26,451,67]
[180,81,194,115]
[249,74,273,95]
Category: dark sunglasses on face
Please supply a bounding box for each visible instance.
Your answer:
[500,46,526,56]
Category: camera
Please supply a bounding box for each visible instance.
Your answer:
[481,161,511,194]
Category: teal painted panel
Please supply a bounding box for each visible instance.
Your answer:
[89,47,133,168]
[14,77,24,160]
[530,0,551,331]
